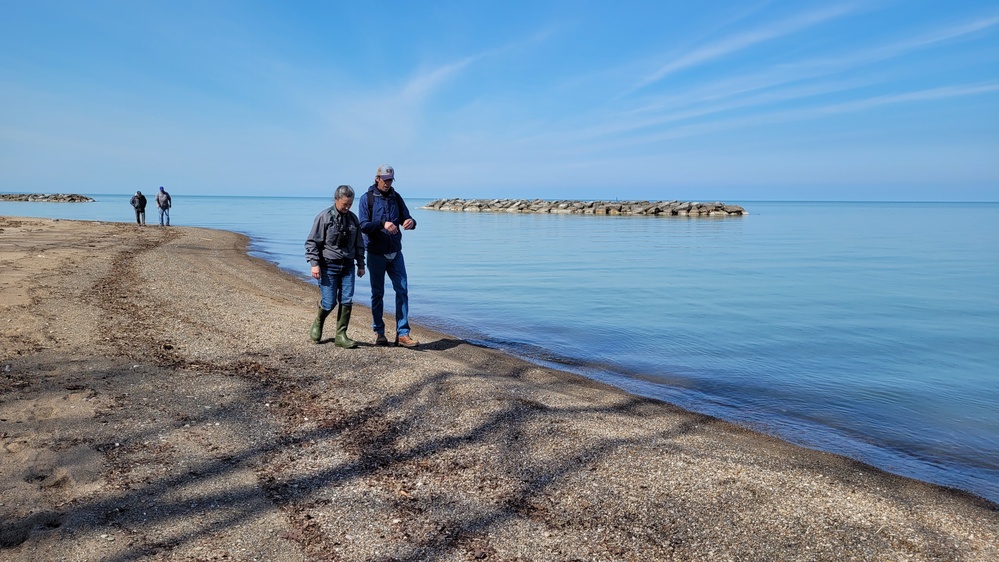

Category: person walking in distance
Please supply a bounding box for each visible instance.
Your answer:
[357,164,418,347]
[130,190,147,225]
[305,185,366,347]
[156,186,172,226]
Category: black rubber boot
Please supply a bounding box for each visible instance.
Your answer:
[310,303,332,343]
[334,304,358,348]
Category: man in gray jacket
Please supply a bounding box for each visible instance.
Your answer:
[305,185,366,347]
[155,186,172,226]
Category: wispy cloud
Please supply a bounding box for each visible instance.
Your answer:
[587,82,999,152]
[812,82,999,113]
[624,13,999,116]
[561,12,999,147]
[385,26,559,112]
[628,4,860,93]
[574,77,871,142]
[781,14,999,75]
[316,28,559,154]
[398,57,478,106]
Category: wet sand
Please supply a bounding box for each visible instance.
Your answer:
[1,216,996,561]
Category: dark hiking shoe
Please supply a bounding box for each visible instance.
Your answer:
[374,332,389,346]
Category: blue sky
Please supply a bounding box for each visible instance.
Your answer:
[1,1,997,201]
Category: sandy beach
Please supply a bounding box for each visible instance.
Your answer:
[1,216,996,561]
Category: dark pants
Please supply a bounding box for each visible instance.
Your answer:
[134,209,145,224]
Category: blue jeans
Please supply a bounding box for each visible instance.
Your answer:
[367,252,409,336]
[318,261,355,311]
[159,207,170,226]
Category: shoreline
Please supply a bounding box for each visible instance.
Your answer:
[1,216,996,560]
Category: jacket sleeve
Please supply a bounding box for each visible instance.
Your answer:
[358,191,381,234]
[399,196,416,229]
[304,212,327,266]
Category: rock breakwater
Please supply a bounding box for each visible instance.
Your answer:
[1,193,95,202]
[422,198,748,216]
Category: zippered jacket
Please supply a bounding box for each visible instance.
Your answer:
[357,185,416,255]
[305,207,365,268]
[156,191,172,209]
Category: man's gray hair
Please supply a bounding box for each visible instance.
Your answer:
[334,185,355,200]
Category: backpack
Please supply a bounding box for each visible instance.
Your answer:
[367,189,407,223]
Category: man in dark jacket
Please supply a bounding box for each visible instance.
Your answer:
[357,164,418,347]
[130,191,147,225]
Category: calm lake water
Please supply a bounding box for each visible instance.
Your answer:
[4,194,998,503]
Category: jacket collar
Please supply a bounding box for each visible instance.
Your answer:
[370,184,395,197]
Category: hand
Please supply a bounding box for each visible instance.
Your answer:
[384,221,400,235]
[311,265,320,280]
[357,265,365,278]
[402,218,415,230]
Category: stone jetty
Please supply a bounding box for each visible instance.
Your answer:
[0,193,95,202]
[422,198,748,216]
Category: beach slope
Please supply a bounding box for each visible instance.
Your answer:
[1,216,996,561]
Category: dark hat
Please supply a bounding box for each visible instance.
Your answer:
[159,186,165,191]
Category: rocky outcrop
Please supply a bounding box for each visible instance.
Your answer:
[422,198,748,216]
[0,193,96,202]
